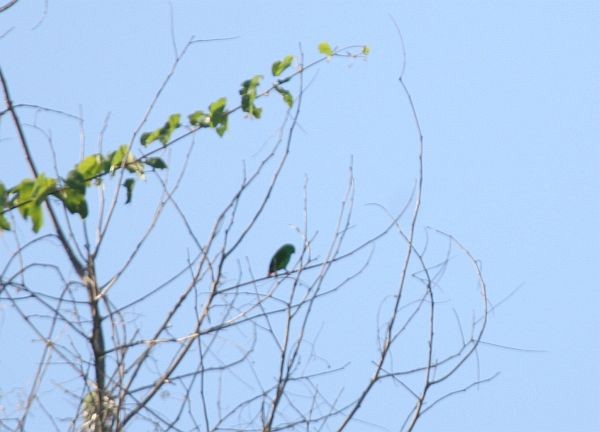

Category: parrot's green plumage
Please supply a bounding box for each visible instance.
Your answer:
[268,244,295,276]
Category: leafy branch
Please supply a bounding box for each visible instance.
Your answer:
[0,43,369,233]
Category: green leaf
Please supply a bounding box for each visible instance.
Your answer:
[29,203,43,232]
[60,189,88,218]
[65,171,86,194]
[13,179,35,218]
[209,97,229,137]
[108,145,129,173]
[161,113,181,145]
[239,75,263,119]
[276,76,291,85]
[272,55,293,77]
[144,157,167,169]
[0,183,9,229]
[0,182,6,208]
[274,86,293,108]
[140,130,159,147]
[125,155,145,178]
[0,213,10,231]
[60,171,88,218]
[12,178,48,232]
[140,114,181,146]
[123,178,135,204]
[106,145,144,177]
[32,174,57,205]
[188,110,211,128]
[318,42,333,57]
[76,154,105,182]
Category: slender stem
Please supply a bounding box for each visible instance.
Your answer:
[0,67,85,277]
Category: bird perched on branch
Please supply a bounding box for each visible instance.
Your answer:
[268,244,295,277]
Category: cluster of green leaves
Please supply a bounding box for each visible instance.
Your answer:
[0,43,369,234]
[272,55,294,108]
[141,52,298,144]
[188,97,229,137]
[0,146,165,232]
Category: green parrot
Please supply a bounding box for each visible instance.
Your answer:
[268,243,295,277]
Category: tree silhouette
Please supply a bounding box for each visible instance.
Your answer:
[0,7,494,431]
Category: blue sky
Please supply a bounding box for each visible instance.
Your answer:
[1,1,599,431]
